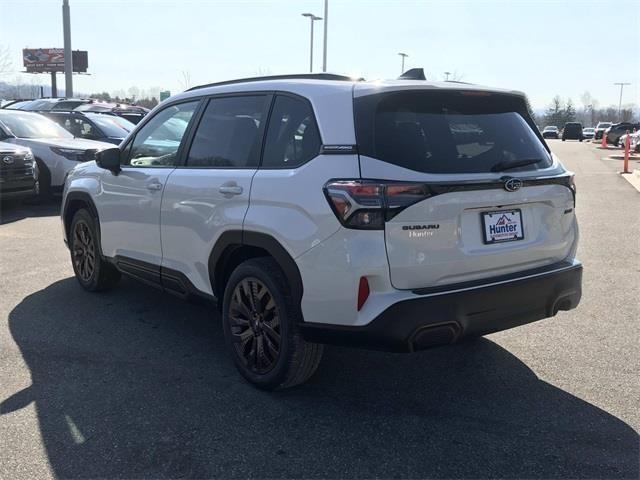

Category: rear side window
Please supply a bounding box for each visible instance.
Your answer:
[186,95,268,168]
[355,91,552,174]
[261,95,321,169]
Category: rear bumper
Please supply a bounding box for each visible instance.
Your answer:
[300,260,582,352]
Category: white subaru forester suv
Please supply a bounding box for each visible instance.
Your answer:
[62,72,582,390]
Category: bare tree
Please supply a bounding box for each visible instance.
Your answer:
[0,44,13,78]
[179,71,192,90]
[444,70,465,82]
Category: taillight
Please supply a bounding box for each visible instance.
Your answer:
[324,179,429,230]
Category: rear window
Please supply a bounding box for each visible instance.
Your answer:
[355,91,552,174]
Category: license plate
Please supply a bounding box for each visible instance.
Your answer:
[481,209,524,244]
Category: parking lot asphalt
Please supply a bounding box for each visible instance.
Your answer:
[0,141,638,479]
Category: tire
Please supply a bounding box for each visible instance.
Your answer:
[34,158,52,202]
[69,209,120,292]
[222,257,323,390]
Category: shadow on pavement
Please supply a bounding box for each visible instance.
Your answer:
[2,277,638,479]
[0,198,60,225]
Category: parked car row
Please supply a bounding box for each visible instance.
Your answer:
[1,97,149,124]
[0,109,114,200]
[603,122,640,146]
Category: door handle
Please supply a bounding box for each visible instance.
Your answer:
[147,182,163,191]
[218,185,243,195]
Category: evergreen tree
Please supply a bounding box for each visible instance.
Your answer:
[545,96,564,127]
[564,99,576,123]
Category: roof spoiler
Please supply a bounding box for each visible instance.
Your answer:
[398,68,426,81]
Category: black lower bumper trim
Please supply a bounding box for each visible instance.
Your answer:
[300,262,582,352]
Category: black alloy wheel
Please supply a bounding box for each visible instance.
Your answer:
[228,278,281,374]
[72,219,96,282]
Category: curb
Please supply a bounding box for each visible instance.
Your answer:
[620,169,640,193]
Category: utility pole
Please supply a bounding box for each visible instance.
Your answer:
[302,13,322,73]
[444,71,451,81]
[398,53,408,74]
[62,0,73,97]
[614,82,630,121]
[322,0,328,72]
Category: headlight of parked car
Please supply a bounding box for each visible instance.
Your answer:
[23,151,35,167]
[50,147,90,162]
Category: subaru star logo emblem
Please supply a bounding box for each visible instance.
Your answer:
[504,178,523,192]
[2,155,14,165]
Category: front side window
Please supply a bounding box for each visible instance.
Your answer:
[186,95,268,168]
[126,101,198,167]
[261,95,321,169]
[355,91,552,174]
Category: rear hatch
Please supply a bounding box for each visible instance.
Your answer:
[353,88,577,290]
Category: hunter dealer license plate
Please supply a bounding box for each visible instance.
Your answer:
[481,209,524,244]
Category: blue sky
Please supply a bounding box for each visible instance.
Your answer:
[1,0,638,109]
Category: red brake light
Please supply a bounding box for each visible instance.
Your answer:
[357,277,370,311]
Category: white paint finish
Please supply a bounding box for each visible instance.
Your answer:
[385,185,576,289]
[97,167,174,265]
[243,154,360,260]
[160,168,256,294]
[296,228,397,327]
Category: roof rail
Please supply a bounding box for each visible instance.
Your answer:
[186,73,358,91]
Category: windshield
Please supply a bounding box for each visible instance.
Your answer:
[355,91,551,174]
[85,113,134,137]
[583,128,595,132]
[5,100,35,110]
[544,126,558,131]
[597,123,611,128]
[0,112,73,139]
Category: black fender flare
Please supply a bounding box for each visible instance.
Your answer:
[62,191,101,249]
[209,230,303,304]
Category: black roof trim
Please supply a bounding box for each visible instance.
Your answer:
[187,73,358,91]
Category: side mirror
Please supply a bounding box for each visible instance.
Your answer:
[96,147,121,174]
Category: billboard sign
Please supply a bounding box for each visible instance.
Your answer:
[23,48,88,73]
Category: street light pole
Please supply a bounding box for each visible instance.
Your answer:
[322,0,328,72]
[302,13,322,73]
[398,52,408,74]
[62,0,73,97]
[614,82,631,121]
[444,71,451,81]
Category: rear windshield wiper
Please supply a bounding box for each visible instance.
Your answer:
[490,158,544,172]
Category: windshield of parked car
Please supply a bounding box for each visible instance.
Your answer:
[583,128,595,132]
[4,100,35,110]
[0,112,73,139]
[355,90,551,174]
[543,126,558,131]
[597,123,612,128]
[85,113,134,137]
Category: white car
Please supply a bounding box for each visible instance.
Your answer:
[61,73,582,389]
[0,110,113,198]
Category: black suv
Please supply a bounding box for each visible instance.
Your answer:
[0,142,38,200]
[562,122,583,142]
[42,111,135,145]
